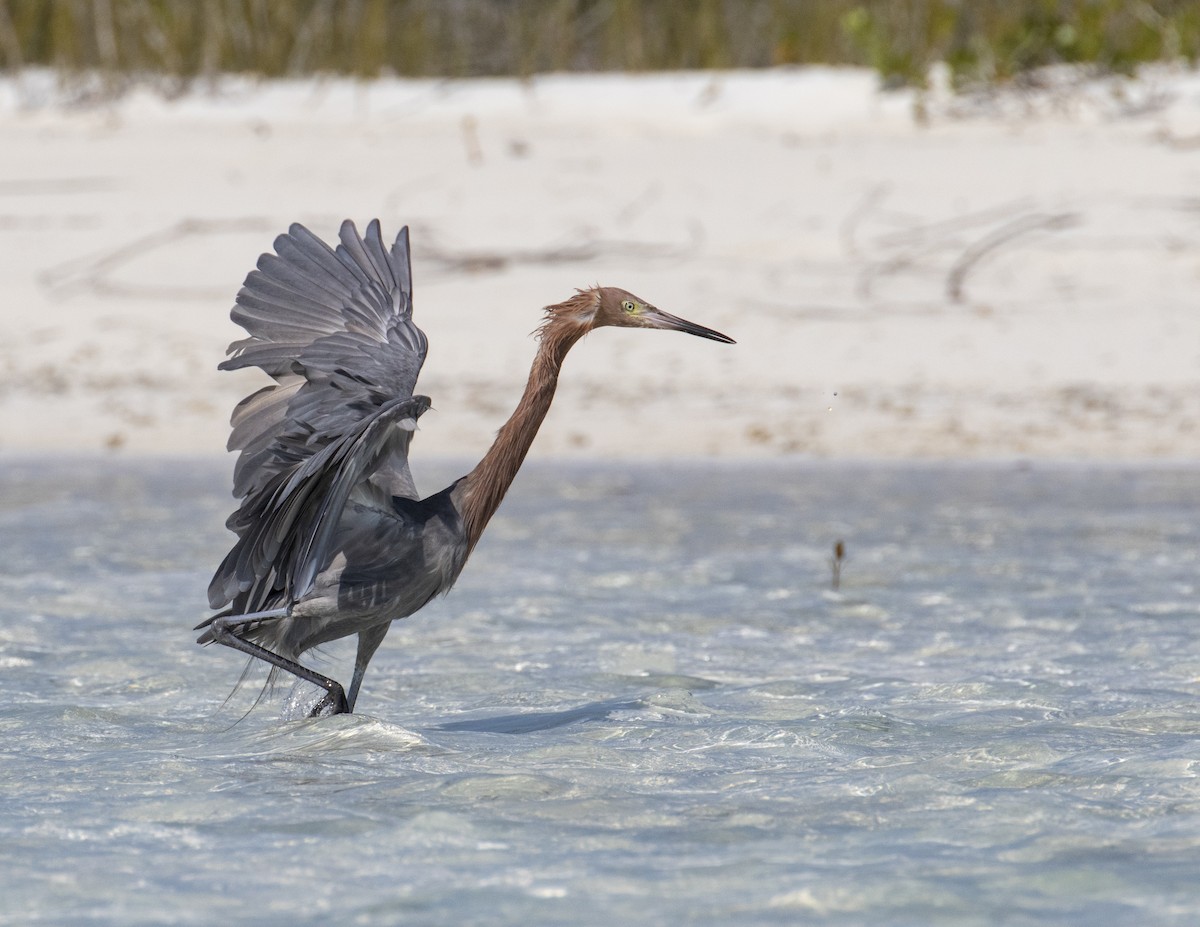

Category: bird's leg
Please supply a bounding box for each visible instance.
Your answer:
[197,606,289,635]
[307,686,349,718]
[204,615,349,716]
[345,623,391,713]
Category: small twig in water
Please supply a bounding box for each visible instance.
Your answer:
[831,539,845,591]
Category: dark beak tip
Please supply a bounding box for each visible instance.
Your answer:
[678,321,736,345]
[695,328,736,345]
[652,308,734,344]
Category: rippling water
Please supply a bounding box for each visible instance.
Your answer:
[1,458,1198,926]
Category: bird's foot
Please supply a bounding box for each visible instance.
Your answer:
[309,685,349,717]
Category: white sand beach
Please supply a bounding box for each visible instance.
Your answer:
[1,65,1198,460]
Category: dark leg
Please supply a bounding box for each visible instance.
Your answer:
[346,623,391,713]
[205,615,348,716]
[195,606,288,641]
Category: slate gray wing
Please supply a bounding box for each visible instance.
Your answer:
[222,219,426,499]
[209,219,429,612]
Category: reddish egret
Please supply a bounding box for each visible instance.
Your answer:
[197,220,734,715]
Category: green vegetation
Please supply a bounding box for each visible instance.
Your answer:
[1,0,1196,89]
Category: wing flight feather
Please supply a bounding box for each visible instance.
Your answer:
[209,220,429,613]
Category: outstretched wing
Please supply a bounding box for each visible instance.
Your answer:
[208,219,429,612]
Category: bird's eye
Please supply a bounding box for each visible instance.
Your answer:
[621,300,636,313]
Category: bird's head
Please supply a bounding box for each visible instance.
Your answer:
[543,286,735,344]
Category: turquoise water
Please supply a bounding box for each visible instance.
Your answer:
[1,459,1198,925]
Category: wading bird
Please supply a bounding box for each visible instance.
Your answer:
[197,220,734,715]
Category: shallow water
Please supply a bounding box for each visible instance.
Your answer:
[1,458,1198,926]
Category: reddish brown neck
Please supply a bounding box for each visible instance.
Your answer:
[457,305,589,552]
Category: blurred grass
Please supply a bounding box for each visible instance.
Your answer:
[0,0,1197,90]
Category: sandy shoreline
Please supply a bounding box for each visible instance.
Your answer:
[2,66,1198,460]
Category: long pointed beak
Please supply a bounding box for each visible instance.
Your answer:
[646,307,736,344]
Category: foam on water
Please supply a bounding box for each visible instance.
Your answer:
[1,458,1198,925]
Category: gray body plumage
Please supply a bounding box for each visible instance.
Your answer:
[199,220,470,710]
